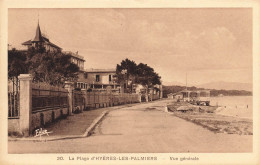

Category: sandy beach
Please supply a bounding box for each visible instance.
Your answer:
[167,99,253,135]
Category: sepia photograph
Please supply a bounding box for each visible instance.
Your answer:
[1,1,260,165]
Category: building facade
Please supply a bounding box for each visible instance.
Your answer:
[20,21,121,93]
[76,68,120,92]
[63,51,85,71]
[22,21,62,52]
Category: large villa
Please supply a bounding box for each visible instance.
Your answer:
[20,21,121,92]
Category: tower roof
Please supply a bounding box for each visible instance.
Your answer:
[22,19,62,51]
[32,22,44,42]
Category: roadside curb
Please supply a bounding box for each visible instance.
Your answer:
[8,100,165,142]
[82,110,108,137]
[8,110,109,142]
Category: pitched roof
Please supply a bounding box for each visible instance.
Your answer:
[32,22,44,42]
[21,21,61,50]
[46,41,61,49]
[22,40,32,45]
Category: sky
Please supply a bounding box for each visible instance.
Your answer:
[8,8,252,86]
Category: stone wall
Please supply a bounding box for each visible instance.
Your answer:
[30,82,70,132]
[31,107,69,132]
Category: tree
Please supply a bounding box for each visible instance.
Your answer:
[8,48,28,79]
[135,63,161,100]
[27,51,79,85]
[116,59,161,94]
[136,63,161,87]
[8,48,80,86]
[8,48,28,95]
[116,58,137,92]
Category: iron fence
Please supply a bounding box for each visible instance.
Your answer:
[8,78,20,118]
[32,84,69,112]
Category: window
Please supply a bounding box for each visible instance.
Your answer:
[96,75,100,82]
[109,75,112,82]
[84,72,88,79]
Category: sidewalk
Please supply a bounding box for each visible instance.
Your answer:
[44,108,107,136]
[8,103,142,141]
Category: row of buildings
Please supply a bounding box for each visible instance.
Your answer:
[20,21,162,97]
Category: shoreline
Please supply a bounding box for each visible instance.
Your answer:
[214,106,252,120]
[167,101,253,135]
[215,109,253,120]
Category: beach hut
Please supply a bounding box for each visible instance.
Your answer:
[176,89,210,105]
[174,93,183,100]
[180,89,192,102]
[167,93,174,99]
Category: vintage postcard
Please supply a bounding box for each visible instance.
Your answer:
[0,0,260,165]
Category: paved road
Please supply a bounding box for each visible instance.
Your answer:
[8,100,252,153]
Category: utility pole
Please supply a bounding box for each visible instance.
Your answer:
[186,72,187,90]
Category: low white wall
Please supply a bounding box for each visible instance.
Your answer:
[8,119,20,135]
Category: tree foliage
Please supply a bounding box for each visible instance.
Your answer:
[116,58,137,85]
[135,63,161,87]
[8,48,79,86]
[8,48,28,79]
[116,58,161,92]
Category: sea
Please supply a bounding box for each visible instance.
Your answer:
[209,96,253,119]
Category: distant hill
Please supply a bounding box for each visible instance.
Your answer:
[162,85,252,98]
[163,81,185,86]
[197,81,252,91]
